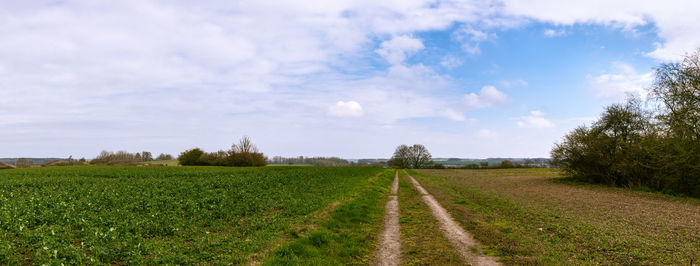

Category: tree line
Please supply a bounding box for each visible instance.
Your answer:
[552,50,700,197]
[91,151,174,165]
[269,156,351,166]
[178,136,266,166]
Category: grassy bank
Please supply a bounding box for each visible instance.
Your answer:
[412,168,700,265]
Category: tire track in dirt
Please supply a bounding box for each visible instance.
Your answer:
[406,172,501,266]
[377,171,400,266]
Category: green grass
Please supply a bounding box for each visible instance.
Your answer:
[264,169,394,265]
[0,166,383,264]
[412,168,700,265]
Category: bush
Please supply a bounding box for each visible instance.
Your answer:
[552,50,700,197]
[178,137,267,167]
[178,148,206,166]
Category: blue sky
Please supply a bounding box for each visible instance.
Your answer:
[1,1,698,159]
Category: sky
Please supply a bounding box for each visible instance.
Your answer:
[1,0,699,159]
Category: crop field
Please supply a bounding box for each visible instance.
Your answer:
[0,166,390,264]
[2,166,697,265]
[411,168,700,264]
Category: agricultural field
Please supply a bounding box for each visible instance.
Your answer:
[1,166,697,265]
[411,168,700,265]
[0,166,391,264]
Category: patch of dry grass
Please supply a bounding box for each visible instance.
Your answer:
[413,168,700,265]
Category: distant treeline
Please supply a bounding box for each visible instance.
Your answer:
[435,158,551,168]
[91,151,174,165]
[269,156,349,166]
[178,137,266,167]
[552,50,700,197]
[268,156,385,167]
[438,159,549,169]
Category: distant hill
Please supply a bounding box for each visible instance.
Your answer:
[350,157,551,167]
[432,158,551,167]
[0,158,66,165]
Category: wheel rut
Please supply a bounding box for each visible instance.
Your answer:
[406,172,501,266]
[376,171,401,266]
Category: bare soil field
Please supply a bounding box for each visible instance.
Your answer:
[413,168,700,265]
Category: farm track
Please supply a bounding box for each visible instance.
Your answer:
[406,172,501,266]
[376,171,400,266]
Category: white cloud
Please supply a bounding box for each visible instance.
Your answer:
[544,28,566,37]
[496,79,528,87]
[500,0,700,61]
[440,55,464,69]
[452,25,492,55]
[517,110,555,128]
[464,86,510,109]
[442,109,466,121]
[375,35,425,65]
[328,101,363,117]
[2,1,700,158]
[475,129,496,138]
[588,62,654,101]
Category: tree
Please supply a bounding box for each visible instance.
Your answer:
[499,160,514,168]
[156,153,174,160]
[178,148,205,166]
[388,144,433,169]
[552,50,700,197]
[648,49,700,196]
[16,158,31,168]
[142,151,153,161]
[232,136,259,153]
[388,144,411,168]
[408,144,433,169]
[650,50,700,141]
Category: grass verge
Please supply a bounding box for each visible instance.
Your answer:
[263,169,394,265]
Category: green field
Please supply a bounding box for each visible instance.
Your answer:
[1,166,697,264]
[0,166,390,264]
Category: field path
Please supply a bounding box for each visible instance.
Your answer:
[406,172,500,266]
[377,171,401,266]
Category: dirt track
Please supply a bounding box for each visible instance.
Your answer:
[377,171,401,266]
[407,173,500,266]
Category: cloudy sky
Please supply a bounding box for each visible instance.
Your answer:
[1,0,699,159]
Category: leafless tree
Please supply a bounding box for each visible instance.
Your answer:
[232,136,259,153]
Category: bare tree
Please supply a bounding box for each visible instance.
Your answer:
[232,136,259,153]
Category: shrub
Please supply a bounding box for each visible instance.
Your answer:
[178,137,267,167]
[178,148,206,166]
[552,50,700,197]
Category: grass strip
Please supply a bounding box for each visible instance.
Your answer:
[263,169,394,265]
